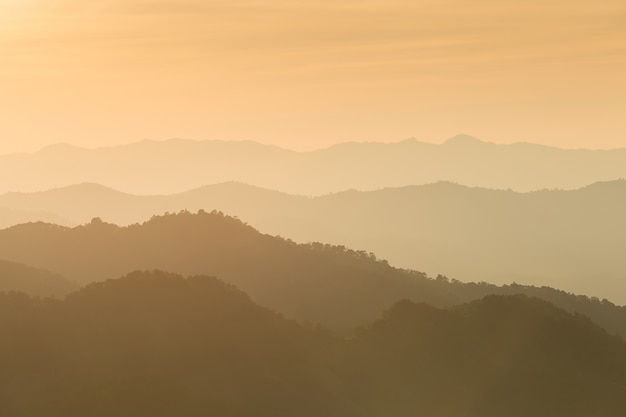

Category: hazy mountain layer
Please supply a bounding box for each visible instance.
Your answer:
[2,137,626,195]
[0,271,347,417]
[2,211,626,339]
[0,206,71,229]
[0,260,78,298]
[1,270,625,417]
[2,180,625,302]
[0,211,441,330]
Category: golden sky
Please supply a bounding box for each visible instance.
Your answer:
[1,0,625,153]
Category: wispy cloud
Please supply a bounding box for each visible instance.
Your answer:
[0,0,624,152]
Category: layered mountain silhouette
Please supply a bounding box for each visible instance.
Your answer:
[1,270,625,417]
[2,211,626,339]
[2,137,626,195]
[351,294,626,417]
[0,270,345,417]
[0,206,71,229]
[2,180,626,302]
[0,260,78,298]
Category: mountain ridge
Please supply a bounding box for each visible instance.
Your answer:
[4,136,626,195]
[11,135,626,157]
[2,211,626,340]
[3,270,625,417]
[3,179,626,302]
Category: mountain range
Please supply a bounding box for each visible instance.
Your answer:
[2,136,626,195]
[0,259,78,297]
[0,206,70,230]
[2,211,626,340]
[2,180,625,302]
[3,135,626,414]
[2,270,625,417]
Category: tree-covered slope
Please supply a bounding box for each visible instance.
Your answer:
[0,270,350,417]
[349,295,626,417]
[3,179,626,302]
[1,211,626,339]
[1,272,625,417]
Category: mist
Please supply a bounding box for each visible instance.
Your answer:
[2,0,626,414]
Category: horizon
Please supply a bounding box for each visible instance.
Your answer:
[3,133,626,157]
[3,176,626,197]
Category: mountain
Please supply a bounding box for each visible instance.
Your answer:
[0,259,78,298]
[1,211,626,339]
[0,206,73,229]
[2,180,626,303]
[1,271,625,416]
[350,295,626,417]
[0,270,350,417]
[2,137,626,195]
[0,211,441,330]
[304,180,626,301]
[0,182,308,234]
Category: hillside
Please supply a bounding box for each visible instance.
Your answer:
[1,271,625,417]
[0,211,439,329]
[306,180,626,300]
[350,295,626,417]
[0,270,348,417]
[2,137,626,195]
[2,180,626,302]
[1,211,626,339]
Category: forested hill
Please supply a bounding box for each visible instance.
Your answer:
[1,211,626,338]
[0,271,347,417]
[1,271,625,417]
[3,179,626,302]
[350,294,626,417]
[0,211,435,330]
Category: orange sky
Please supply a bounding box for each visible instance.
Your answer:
[1,0,625,154]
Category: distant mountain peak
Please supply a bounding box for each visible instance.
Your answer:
[39,142,87,154]
[443,134,488,146]
[49,182,130,196]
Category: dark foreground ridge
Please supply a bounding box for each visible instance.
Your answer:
[1,271,625,417]
[1,210,626,338]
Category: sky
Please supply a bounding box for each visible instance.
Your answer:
[0,0,625,154]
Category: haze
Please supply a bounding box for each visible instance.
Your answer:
[1,0,625,154]
[3,2,626,414]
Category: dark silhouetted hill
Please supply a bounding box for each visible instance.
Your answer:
[0,270,351,417]
[2,211,626,339]
[3,137,626,195]
[1,272,625,417]
[2,180,626,303]
[350,295,626,417]
[0,259,78,298]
